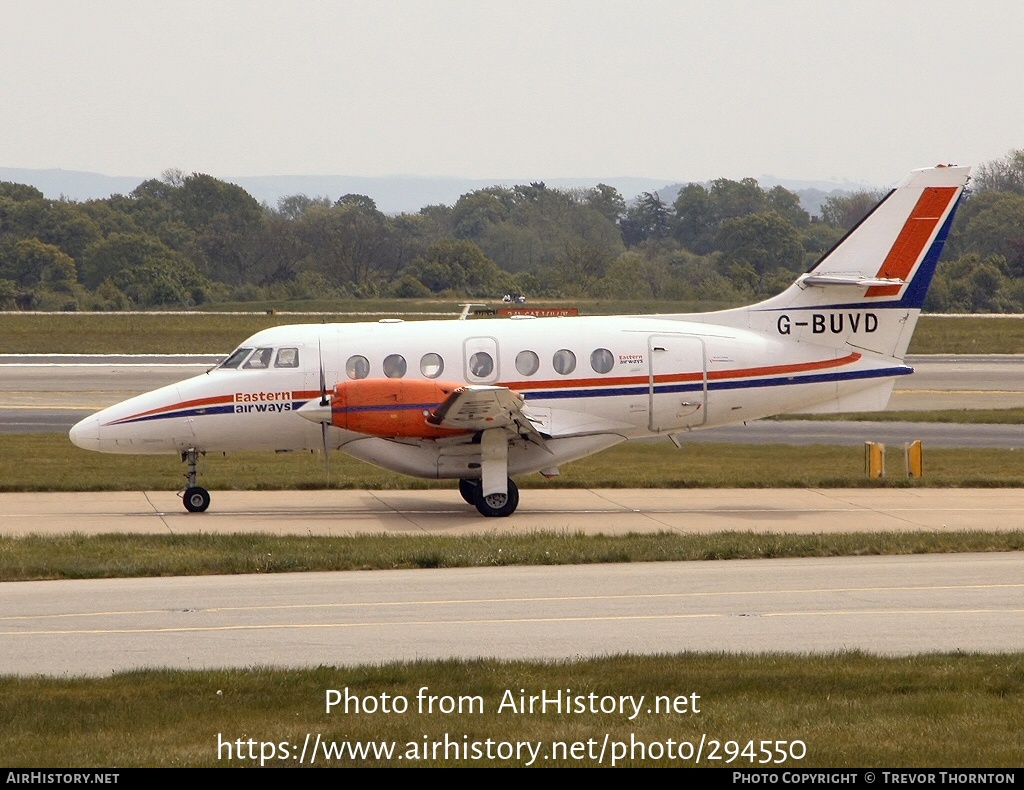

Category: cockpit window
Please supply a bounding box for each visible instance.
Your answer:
[220,347,253,369]
[243,347,274,369]
[275,348,299,368]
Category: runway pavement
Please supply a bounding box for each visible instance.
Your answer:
[4,553,1022,675]
[2,488,1022,535]
[892,354,1024,410]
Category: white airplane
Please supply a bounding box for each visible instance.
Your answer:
[70,165,970,517]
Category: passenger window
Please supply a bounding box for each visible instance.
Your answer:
[346,355,369,380]
[515,350,539,376]
[383,354,407,378]
[552,349,576,375]
[469,351,494,378]
[220,347,253,369]
[275,348,299,368]
[420,353,444,379]
[243,347,274,369]
[590,348,613,374]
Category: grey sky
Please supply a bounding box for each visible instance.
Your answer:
[2,0,1021,186]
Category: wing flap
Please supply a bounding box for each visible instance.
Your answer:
[428,385,550,450]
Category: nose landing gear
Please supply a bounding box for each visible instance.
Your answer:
[180,448,210,513]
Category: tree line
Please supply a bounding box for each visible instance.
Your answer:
[2,152,1023,313]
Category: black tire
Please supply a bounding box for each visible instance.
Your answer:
[183,486,211,513]
[458,478,478,505]
[473,478,519,518]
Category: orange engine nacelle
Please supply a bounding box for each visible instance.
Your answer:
[330,379,471,439]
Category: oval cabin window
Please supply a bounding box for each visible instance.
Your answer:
[420,353,444,378]
[469,351,494,378]
[590,348,613,374]
[383,354,407,378]
[552,349,576,375]
[515,350,539,376]
[346,355,370,380]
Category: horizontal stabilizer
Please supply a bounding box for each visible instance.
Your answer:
[800,274,906,288]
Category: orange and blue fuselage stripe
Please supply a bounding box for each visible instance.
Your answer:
[102,353,909,427]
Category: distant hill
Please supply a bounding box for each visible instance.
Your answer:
[0,167,878,216]
[0,168,146,202]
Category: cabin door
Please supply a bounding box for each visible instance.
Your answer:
[648,334,707,432]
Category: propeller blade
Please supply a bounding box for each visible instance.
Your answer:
[318,339,329,406]
[321,421,331,486]
[317,335,331,486]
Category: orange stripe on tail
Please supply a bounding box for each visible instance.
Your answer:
[865,186,958,297]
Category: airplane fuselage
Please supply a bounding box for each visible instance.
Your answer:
[70,312,909,480]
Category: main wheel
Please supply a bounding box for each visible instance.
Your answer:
[458,478,478,505]
[473,478,519,517]
[183,486,211,513]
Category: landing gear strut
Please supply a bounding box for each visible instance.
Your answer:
[181,448,210,513]
[468,428,519,516]
[472,478,519,518]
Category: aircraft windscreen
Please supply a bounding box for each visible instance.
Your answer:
[242,348,274,369]
[275,348,299,368]
[219,347,253,369]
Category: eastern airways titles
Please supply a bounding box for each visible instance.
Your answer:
[234,391,294,414]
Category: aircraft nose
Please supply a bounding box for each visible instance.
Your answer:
[69,414,100,451]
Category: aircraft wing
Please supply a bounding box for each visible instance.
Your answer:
[428,385,549,447]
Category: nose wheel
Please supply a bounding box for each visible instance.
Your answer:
[180,448,210,513]
[183,486,211,513]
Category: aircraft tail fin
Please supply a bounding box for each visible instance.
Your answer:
[695,165,970,360]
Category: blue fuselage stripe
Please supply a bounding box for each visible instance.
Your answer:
[332,402,440,415]
[522,366,909,401]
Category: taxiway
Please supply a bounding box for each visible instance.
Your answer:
[4,553,1022,675]
[2,488,1022,535]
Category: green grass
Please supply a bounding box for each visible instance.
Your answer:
[908,314,1024,355]
[2,312,1022,354]
[3,530,1022,582]
[777,408,1024,424]
[4,434,1024,492]
[0,312,370,354]
[2,654,1022,767]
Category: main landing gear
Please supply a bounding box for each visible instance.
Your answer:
[458,478,478,505]
[458,478,519,518]
[181,448,210,513]
[459,428,521,517]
